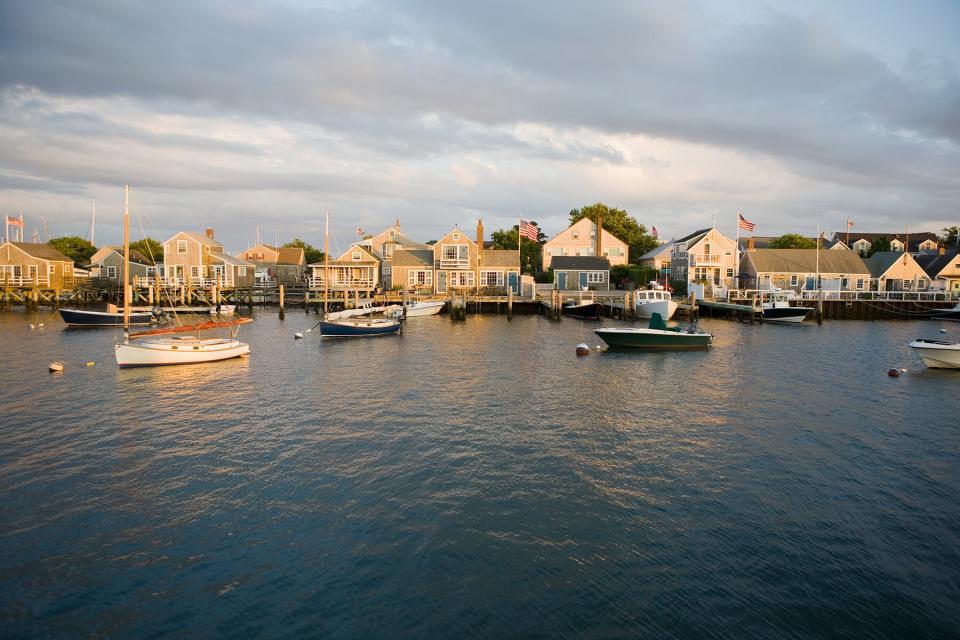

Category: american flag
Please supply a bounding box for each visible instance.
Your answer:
[738,213,756,232]
[519,219,538,241]
[6,215,23,228]
[651,226,658,239]
[356,227,364,236]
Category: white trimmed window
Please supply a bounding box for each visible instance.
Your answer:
[726,268,734,277]
[107,266,117,278]
[408,270,432,287]
[856,278,865,290]
[48,264,55,275]
[352,252,361,261]
[790,275,798,286]
[480,270,504,286]
[449,271,474,287]
[841,277,849,289]
[177,240,188,254]
[587,271,604,284]
[238,267,247,276]
[64,264,71,274]
[442,245,469,261]
[191,266,200,277]
[452,232,460,241]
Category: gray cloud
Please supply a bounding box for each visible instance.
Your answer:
[1,0,958,247]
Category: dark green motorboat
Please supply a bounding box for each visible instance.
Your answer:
[594,313,712,350]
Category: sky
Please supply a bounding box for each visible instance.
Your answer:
[1,0,958,254]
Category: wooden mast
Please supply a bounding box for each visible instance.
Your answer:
[122,185,130,341]
[323,213,329,317]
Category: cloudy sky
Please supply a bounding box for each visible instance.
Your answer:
[1,0,958,253]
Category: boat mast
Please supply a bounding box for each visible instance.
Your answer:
[122,186,130,341]
[91,201,96,247]
[324,213,329,318]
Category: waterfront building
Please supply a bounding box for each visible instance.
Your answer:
[238,244,306,285]
[672,228,738,295]
[308,244,381,296]
[863,251,932,291]
[433,224,520,294]
[390,249,435,293]
[161,229,255,288]
[637,242,672,277]
[0,241,75,288]
[238,243,280,268]
[551,256,611,290]
[739,248,871,292]
[87,246,152,283]
[831,231,939,255]
[542,218,628,269]
[915,249,960,293]
[358,222,431,289]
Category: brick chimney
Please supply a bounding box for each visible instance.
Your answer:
[205,228,215,239]
[747,237,755,251]
[595,213,603,258]
[476,218,484,262]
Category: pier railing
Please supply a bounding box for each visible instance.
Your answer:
[726,289,957,303]
[1,275,51,286]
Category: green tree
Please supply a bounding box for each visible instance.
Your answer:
[768,234,817,249]
[283,238,324,264]
[49,236,96,267]
[490,224,546,274]
[866,236,891,257]
[129,237,163,264]
[941,226,959,249]
[568,202,658,264]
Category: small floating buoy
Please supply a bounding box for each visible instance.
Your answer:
[576,343,591,356]
[29,323,36,329]
[86,361,95,367]
[38,323,44,328]
[940,329,947,334]
[887,368,901,377]
[294,332,304,339]
[49,361,64,373]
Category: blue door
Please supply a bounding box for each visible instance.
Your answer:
[508,271,519,294]
[558,272,566,289]
[579,272,588,289]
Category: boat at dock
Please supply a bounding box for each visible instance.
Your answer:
[387,300,445,318]
[928,303,960,322]
[761,292,812,323]
[60,306,159,327]
[594,313,712,350]
[563,299,603,320]
[909,339,960,369]
[633,289,678,320]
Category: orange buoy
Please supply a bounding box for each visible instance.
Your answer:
[887,368,901,377]
[576,343,591,356]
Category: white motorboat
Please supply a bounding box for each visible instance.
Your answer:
[909,339,960,369]
[633,289,678,320]
[762,293,812,323]
[388,300,445,318]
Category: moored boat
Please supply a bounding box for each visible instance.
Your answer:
[563,300,603,320]
[60,307,158,327]
[762,293,812,323]
[909,339,960,369]
[633,289,678,320]
[388,300,445,318]
[929,303,960,322]
[319,317,401,337]
[594,313,712,350]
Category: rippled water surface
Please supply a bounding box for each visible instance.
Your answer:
[1,308,959,639]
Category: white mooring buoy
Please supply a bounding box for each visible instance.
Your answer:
[576,343,591,356]
[49,361,64,373]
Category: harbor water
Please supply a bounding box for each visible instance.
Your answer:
[1,310,959,638]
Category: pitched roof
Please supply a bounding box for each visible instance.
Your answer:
[738,236,819,250]
[746,249,868,274]
[862,251,919,278]
[10,242,72,262]
[832,231,939,252]
[92,245,153,265]
[551,256,611,270]
[172,231,223,246]
[480,249,520,268]
[674,228,711,245]
[638,243,673,260]
[276,247,305,265]
[915,250,960,278]
[209,253,255,267]
[391,249,433,267]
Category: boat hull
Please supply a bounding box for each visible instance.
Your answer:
[634,299,678,320]
[929,306,960,322]
[910,340,960,369]
[115,338,249,367]
[594,327,711,349]
[396,301,445,317]
[319,319,401,337]
[60,308,155,326]
[563,302,603,320]
[763,306,812,323]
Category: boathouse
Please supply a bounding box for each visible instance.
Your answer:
[542,218,628,269]
[551,256,611,290]
[739,249,871,292]
[916,249,960,294]
[308,244,381,296]
[88,246,152,283]
[275,247,306,285]
[863,251,932,291]
[0,241,75,288]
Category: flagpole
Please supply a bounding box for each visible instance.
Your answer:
[735,211,741,292]
[518,217,522,280]
[19,212,24,242]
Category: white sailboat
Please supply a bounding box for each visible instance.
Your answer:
[114,186,252,367]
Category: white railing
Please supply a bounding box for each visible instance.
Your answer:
[439,258,470,269]
[690,254,723,266]
[728,288,957,302]
[134,276,184,287]
[189,276,231,288]
[308,276,377,290]
[0,275,51,286]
